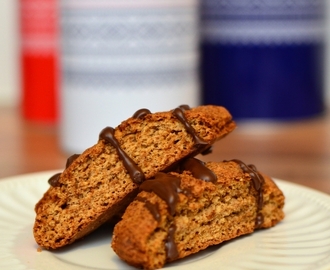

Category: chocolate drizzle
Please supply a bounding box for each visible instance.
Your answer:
[179,158,217,183]
[201,146,213,155]
[139,172,182,261]
[132,108,151,119]
[65,154,80,168]
[99,127,145,184]
[166,224,179,261]
[139,172,181,216]
[48,173,61,187]
[49,104,208,188]
[172,107,209,152]
[138,158,216,261]
[178,104,191,111]
[48,154,80,187]
[136,196,160,222]
[229,159,265,229]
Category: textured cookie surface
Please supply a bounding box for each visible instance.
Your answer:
[33,105,235,249]
[111,159,285,270]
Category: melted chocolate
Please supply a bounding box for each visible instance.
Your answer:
[136,196,160,222]
[138,158,216,261]
[180,158,217,183]
[48,154,80,187]
[229,159,265,229]
[65,154,80,168]
[172,107,209,151]
[132,108,151,119]
[139,172,182,261]
[165,224,179,261]
[139,172,181,216]
[48,173,61,187]
[99,127,145,184]
[178,104,191,112]
[201,146,213,155]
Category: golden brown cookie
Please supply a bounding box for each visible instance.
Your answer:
[33,105,235,249]
[111,159,285,270]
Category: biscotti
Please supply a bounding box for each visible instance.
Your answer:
[111,159,285,270]
[33,105,235,249]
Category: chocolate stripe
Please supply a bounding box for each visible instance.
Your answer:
[99,127,145,184]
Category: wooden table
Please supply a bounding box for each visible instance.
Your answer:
[1,106,330,194]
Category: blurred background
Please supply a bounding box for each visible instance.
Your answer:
[1,0,330,193]
[2,2,330,107]
[1,0,330,151]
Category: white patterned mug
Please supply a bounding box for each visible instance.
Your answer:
[60,0,200,153]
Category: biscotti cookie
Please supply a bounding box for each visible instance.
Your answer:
[33,105,235,249]
[112,158,285,270]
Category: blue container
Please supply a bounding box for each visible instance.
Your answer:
[200,0,325,120]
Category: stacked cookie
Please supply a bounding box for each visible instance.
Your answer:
[112,159,285,269]
[33,105,285,269]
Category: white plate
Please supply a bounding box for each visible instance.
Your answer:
[1,171,330,270]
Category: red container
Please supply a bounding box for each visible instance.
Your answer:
[20,0,59,124]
